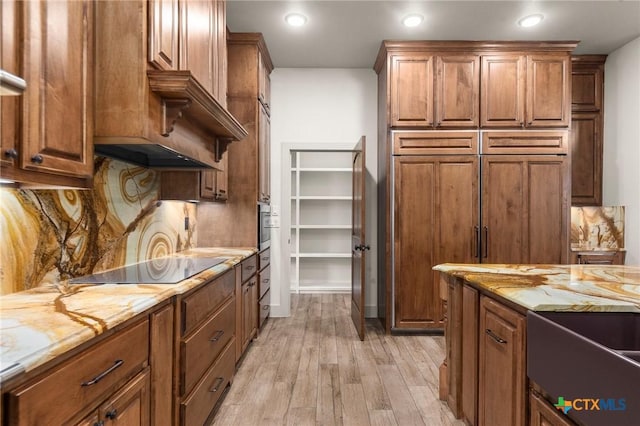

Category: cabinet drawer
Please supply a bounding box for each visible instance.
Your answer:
[481,131,568,154]
[241,254,257,283]
[181,338,235,426]
[259,289,271,329]
[258,247,271,270]
[182,268,234,335]
[8,319,149,426]
[393,131,478,155]
[259,264,271,299]
[181,296,235,396]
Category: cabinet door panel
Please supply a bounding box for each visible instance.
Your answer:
[571,112,602,206]
[180,0,215,94]
[390,55,434,127]
[572,64,603,112]
[394,156,477,329]
[22,0,93,177]
[526,55,570,127]
[148,0,178,70]
[481,156,568,264]
[436,55,479,128]
[530,391,576,426]
[461,285,479,425]
[200,169,216,200]
[258,103,270,202]
[478,296,525,426]
[481,55,525,127]
[527,158,567,263]
[99,369,150,426]
[1,0,20,169]
[481,157,526,263]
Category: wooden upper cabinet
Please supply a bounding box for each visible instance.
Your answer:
[0,0,94,186]
[571,58,605,112]
[216,0,227,108]
[390,54,434,127]
[148,0,179,70]
[481,55,526,127]
[526,55,571,127]
[258,103,270,203]
[481,54,570,128]
[390,54,479,128]
[1,0,20,170]
[571,55,606,206]
[571,112,602,205]
[180,0,217,96]
[258,52,271,110]
[435,55,480,128]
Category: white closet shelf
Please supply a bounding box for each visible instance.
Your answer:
[291,167,352,172]
[292,196,352,200]
[292,224,351,229]
[291,253,351,258]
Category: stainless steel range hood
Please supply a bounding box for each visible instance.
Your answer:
[94,71,248,170]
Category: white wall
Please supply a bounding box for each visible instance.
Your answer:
[270,68,378,317]
[603,36,640,265]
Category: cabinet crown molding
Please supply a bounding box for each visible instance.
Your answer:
[374,40,579,73]
[228,32,274,73]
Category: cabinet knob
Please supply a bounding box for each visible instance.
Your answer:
[4,149,18,159]
[209,377,225,393]
[31,154,44,164]
[105,409,118,420]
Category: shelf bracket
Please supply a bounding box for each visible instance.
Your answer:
[216,138,233,162]
[161,99,191,137]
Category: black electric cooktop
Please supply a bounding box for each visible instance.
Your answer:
[68,256,225,285]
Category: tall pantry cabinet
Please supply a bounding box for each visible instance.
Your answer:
[197,32,273,247]
[375,41,574,333]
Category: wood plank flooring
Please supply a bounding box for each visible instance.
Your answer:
[212,293,464,426]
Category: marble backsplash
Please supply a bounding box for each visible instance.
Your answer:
[0,157,196,295]
[570,206,625,250]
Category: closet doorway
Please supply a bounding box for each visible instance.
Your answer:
[281,143,357,298]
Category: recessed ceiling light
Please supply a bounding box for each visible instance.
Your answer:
[285,13,307,27]
[518,14,544,28]
[402,14,424,28]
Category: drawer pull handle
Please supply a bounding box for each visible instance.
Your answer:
[81,359,124,386]
[246,265,255,270]
[262,257,269,261]
[94,421,105,426]
[263,305,269,310]
[210,330,224,342]
[209,377,225,393]
[105,409,118,420]
[262,278,270,283]
[485,329,507,344]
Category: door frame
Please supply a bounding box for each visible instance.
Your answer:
[280,142,360,317]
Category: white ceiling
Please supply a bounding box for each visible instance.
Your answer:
[226,1,640,69]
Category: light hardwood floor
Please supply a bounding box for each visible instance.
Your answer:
[212,293,464,426]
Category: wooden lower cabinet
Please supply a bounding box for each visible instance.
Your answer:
[236,255,258,361]
[393,155,478,330]
[530,391,576,426]
[571,250,625,265]
[478,296,526,426]
[97,368,151,426]
[461,285,479,425]
[6,320,149,425]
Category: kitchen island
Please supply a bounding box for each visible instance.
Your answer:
[0,247,256,425]
[434,263,640,426]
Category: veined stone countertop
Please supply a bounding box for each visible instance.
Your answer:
[433,264,640,313]
[0,247,256,384]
